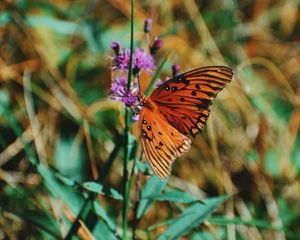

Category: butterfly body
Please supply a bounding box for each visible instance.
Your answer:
[139,66,233,179]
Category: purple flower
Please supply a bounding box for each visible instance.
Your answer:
[121,92,139,107]
[112,49,129,72]
[172,64,180,77]
[132,48,156,75]
[144,18,152,33]
[111,76,127,96]
[110,76,139,107]
[150,37,163,55]
[110,41,157,108]
[112,48,156,75]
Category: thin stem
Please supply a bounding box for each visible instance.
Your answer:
[127,0,134,90]
[137,74,141,92]
[146,32,150,47]
[122,109,131,240]
[122,0,134,239]
[145,52,170,96]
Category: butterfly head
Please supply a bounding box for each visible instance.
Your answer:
[137,91,146,106]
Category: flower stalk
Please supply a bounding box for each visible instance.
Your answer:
[122,0,134,239]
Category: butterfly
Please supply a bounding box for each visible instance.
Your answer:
[137,66,233,179]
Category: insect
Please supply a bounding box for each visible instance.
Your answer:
[138,66,233,179]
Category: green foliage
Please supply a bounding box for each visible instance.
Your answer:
[1,0,299,239]
[83,182,123,200]
[54,136,88,182]
[1,185,61,239]
[148,189,200,203]
[137,176,167,219]
[291,130,300,175]
[158,196,228,239]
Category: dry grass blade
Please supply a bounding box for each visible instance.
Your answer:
[0,127,33,167]
[23,70,47,166]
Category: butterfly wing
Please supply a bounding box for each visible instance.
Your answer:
[139,104,191,179]
[150,66,233,136]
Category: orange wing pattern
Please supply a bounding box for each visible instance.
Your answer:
[139,104,191,179]
[150,66,233,137]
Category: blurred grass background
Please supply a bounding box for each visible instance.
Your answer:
[0,0,300,239]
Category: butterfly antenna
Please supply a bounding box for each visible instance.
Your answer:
[137,74,141,93]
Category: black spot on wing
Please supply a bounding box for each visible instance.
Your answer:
[142,129,152,141]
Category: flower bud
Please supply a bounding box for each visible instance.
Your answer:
[150,37,163,55]
[111,41,121,55]
[172,64,180,77]
[144,18,152,33]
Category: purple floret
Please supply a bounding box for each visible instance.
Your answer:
[110,76,139,107]
[112,48,156,75]
[121,92,139,107]
[111,76,127,96]
[132,48,156,75]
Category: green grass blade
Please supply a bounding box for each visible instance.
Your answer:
[93,202,116,231]
[92,220,118,240]
[137,176,167,219]
[83,182,123,200]
[38,165,85,215]
[0,205,61,239]
[208,216,280,230]
[158,195,228,240]
[145,189,203,204]
[145,53,169,96]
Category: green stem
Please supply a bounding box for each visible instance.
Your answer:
[122,0,134,239]
[122,109,131,240]
[145,52,170,96]
[127,0,134,90]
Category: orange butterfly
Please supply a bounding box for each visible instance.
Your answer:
[138,66,233,179]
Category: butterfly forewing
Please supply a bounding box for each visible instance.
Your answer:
[139,104,191,179]
[150,66,233,136]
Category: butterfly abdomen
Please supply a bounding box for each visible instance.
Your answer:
[143,97,159,111]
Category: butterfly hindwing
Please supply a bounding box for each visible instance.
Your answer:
[139,105,191,179]
[150,66,233,136]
